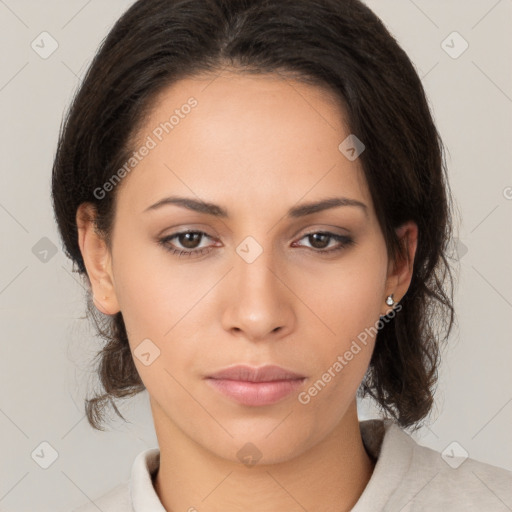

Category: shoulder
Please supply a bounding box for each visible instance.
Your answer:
[403,436,512,510]
[69,448,162,511]
[365,419,512,511]
[70,482,130,512]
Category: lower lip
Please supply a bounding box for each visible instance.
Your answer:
[205,378,305,406]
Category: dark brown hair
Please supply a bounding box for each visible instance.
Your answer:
[52,0,457,431]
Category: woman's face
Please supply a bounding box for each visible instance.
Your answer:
[93,71,411,463]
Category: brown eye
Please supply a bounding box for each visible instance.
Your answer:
[308,233,331,249]
[158,230,355,259]
[158,230,215,258]
[293,232,355,254]
[177,232,203,249]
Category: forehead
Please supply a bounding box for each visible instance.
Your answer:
[118,71,373,217]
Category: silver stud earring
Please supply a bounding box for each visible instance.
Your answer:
[385,294,395,306]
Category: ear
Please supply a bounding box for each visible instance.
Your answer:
[383,220,418,315]
[76,203,120,315]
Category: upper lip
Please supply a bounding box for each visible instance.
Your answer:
[206,364,305,382]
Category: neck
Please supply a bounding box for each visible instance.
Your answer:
[152,401,375,512]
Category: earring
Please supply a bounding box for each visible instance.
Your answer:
[380,294,399,320]
[385,294,395,306]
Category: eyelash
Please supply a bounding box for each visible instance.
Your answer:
[158,230,355,258]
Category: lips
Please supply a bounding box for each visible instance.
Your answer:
[206,364,305,382]
[205,364,306,406]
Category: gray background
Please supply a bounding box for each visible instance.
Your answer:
[0,0,511,510]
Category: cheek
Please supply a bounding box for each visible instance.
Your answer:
[297,248,387,397]
[305,254,387,348]
[298,274,380,418]
[110,238,209,380]
[110,232,191,332]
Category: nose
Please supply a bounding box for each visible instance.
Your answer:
[221,245,295,342]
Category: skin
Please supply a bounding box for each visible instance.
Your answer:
[77,71,418,512]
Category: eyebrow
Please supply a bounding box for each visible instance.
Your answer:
[144,195,368,218]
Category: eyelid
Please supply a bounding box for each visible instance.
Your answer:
[158,224,351,243]
[294,223,351,237]
[158,228,355,258]
[156,223,219,238]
